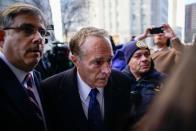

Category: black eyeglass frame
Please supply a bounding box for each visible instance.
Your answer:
[3,24,50,37]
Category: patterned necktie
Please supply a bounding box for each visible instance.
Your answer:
[88,88,103,131]
[23,73,43,121]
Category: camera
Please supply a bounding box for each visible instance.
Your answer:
[149,26,164,34]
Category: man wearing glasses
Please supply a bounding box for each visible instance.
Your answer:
[0,3,49,131]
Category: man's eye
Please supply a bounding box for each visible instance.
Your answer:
[23,27,34,34]
[144,52,150,57]
[95,60,102,65]
[107,59,112,64]
[20,25,35,35]
[39,30,47,36]
[133,54,142,58]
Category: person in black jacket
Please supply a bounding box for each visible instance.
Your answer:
[0,3,49,131]
[42,27,132,131]
[122,40,166,125]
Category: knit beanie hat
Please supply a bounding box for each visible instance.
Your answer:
[123,40,149,64]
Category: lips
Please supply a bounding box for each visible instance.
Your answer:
[32,49,41,53]
[99,77,107,80]
[140,63,150,68]
[141,66,150,70]
[98,76,109,81]
[29,48,42,55]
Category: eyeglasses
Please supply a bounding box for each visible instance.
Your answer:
[3,23,50,37]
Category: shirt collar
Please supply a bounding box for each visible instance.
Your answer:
[153,46,169,52]
[77,72,104,101]
[153,46,162,51]
[0,52,33,84]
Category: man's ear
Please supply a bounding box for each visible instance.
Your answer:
[0,30,5,49]
[69,54,80,66]
[0,30,5,41]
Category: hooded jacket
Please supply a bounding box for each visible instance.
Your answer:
[122,64,166,124]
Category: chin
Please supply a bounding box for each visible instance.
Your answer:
[97,82,108,88]
[28,59,39,67]
[96,86,105,89]
[141,70,149,74]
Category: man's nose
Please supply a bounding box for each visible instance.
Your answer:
[32,31,44,44]
[141,55,148,61]
[101,63,111,74]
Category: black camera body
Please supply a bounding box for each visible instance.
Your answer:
[149,26,164,34]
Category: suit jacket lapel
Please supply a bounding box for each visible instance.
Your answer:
[103,78,113,127]
[33,71,44,103]
[0,59,42,121]
[61,68,89,130]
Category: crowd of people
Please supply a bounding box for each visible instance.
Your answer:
[0,2,195,131]
[134,24,184,75]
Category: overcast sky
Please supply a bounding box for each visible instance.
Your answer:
[185,0,196,4]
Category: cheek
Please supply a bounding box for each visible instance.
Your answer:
[79,65,98,84]
[79,63,94,76]
[163,38,168,43]
[154,36,158,40]
[129,60,139,69]
[10,36,27,50]
[85,66,100,81]
[4,33,30,56]
[6,40,20,54]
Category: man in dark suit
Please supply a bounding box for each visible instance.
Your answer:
[42,27,132,131]
[0,3,49,131]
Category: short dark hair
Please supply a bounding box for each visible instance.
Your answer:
[166,38,170,47]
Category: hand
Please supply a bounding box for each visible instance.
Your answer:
[135,27,152,41]
[162,24,176,39]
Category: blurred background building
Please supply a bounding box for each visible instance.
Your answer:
[0,0,196,44]
[185,2,196,43]
[86,0,168,44]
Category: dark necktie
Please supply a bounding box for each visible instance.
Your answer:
[88,88,103,131]
[23,73,43,121]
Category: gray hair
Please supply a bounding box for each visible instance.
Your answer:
[69,26,109,56]
[0,3,46,28]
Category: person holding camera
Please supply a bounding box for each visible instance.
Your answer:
[135,24,183,75]
[121,40,166,125]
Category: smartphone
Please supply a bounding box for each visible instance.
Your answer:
[149,26,164,34]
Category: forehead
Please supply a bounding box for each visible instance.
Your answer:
[12,14,45,28]
[82,36,113,54]
[133,48,149,54]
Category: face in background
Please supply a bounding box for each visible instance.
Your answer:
[73,36,113,88]
[153,33,169,48]
[128,49,151,80]
[1,14,46,72]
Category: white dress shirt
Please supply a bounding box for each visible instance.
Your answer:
[77,72,104,119]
